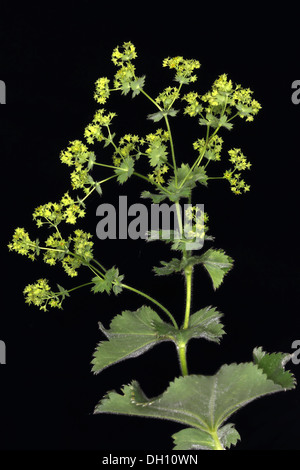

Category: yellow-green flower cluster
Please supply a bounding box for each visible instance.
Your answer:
[193,135,223,162]
[9,224,94,277]
[155,86,180,110]
[60,140,98,191]
[84,109,116,147]
[60,140,91,166]
[224,148,251,194]
[43,232,69,266]
[182,91,203,117]
[43,228,93,277]
[33,192,86,227]
[23,279,62,311]
[162,56,201,84]
[111,42,145,97]
[112,134,143,167]
[201,74,261,121]
[23,279,69,311]
[201,74,234,109]
[184,206,209,241]
[232,84,261,121]
[182,74,261,124]
[8,227,38,261]
[111,42,137,66]
[94,77,110,105]
[148,165,169,185]
[62,229,94,277]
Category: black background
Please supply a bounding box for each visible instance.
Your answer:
[1,2,300,457]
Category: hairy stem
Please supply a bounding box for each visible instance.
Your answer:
[183,266,193,329]
[177,342,188,376]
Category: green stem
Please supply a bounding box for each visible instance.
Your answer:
[121,282,178,329]
[175,201,187,259]
[81,174,119,202]
[211,430,225,450]
[93,162,121,170]
[177,342,188,376]
[183,266,192,329]
[91,258,107,274]
[164,115,178,185]
[140,89,163,112]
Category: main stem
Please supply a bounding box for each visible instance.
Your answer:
[178,343,188,376]
[177,266,193,376]
[183,266,192,330]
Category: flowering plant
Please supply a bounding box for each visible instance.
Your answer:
[8,42,296,450]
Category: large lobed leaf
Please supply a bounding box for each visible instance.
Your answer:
[91,305,224,373]
[94,349,296,449]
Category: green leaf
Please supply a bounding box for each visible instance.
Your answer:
[172,423,240,450]
[141,164,207,205]
[153,249,233,292]
[91,306,166,373]
[91,302,224,374]
[172,427,216,450]
[56,284,70,300]
[131,76,146,97]
[147,111,165,122]
[153,258,182,276]
[187,306,224,343]
[153,305,224,345]
[91,267,124,295]
[253,347,295,389]
[195,248,233,290]
[95,349,296,449]
[218,423,240,449]
[148,144,168,167]
[141,191,168,204]
[103,132,116,148]
[87,151,96,170]
[219,115,233,130]
[147,108,179,122]
[199,113,233,130]
[114,156,134,183]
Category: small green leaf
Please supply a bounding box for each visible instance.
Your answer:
[56,284,70,300]
[218,423,240,449]
[172,424,240,450]
[91,267,123,295]
[153,258,182,276]
[114,157,134,183]
[103,133,116,148]
[141,191,168,204]
[148,144,168,167]
[147,108,179,122]
[196,248,233,289]
[172,427,216,450]
[87,151,96,170]
[187,306,224,343]
[219,115,233,130]
[147,111,165,122]
[91,306,166,373]
[253,347,295,389]
[131,76,145,97]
